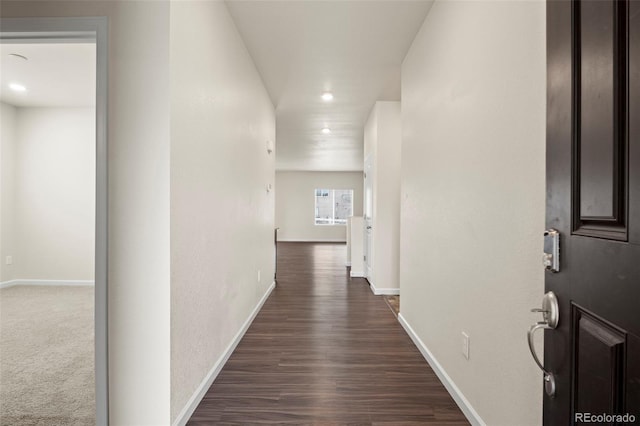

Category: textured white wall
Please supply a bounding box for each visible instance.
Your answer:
[363,102,401,290]
[348,216,364,275]
[275,171,363,242]
[10,107,95,281]
[106,4,172,423]
[169,1,276,422]
[1,2,172,424]
[400,1,545,425]
[0,102,17,282]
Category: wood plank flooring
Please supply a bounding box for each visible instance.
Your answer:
[188,242,468,425]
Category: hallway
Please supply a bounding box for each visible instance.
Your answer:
[0,2,556,423]
[188,242,468,424]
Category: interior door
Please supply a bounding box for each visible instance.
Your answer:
[364,155,373,281]
[545,0,640,423]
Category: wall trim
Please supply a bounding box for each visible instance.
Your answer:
[0,279,95,289]
[277,238,346,243]
[398,313,486,426]
[172,281,276,426]
[369,281,399,295]
[349,270,364,278]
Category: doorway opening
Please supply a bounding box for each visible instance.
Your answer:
[0,17,108,426]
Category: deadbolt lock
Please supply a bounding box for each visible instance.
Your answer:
[543,229,560,273]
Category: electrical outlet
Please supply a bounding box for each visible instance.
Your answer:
[462,332,470,360]
[257,269,261,283]
[5,256,12,265]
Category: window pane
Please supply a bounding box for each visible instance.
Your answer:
[315,189,333,224]
[315,188,353,225]
[334,189,353,224]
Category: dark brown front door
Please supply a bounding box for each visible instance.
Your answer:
[546,0,640,424]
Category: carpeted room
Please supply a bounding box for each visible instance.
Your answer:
[0,43,97,425]
[0,285,94,426]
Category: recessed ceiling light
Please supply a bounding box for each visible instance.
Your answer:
[8,83,27,92]
[321,92,334,101]
[321,127,331,134]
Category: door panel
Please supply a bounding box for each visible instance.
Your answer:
[546,0,640,424]
[573,0,627,239]
[578,0,618,220]
[573,307,625,415]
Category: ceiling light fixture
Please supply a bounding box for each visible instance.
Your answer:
[321,92,334,101]
[321,127,331,134]
[8,83,27,92]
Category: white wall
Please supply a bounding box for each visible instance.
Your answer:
[364,101,401,291]
[1,2,172,424]
[348,216,364,276]
[7,107,95,281]
[169,1,275,423]
[400,1,545,425]
[275,171,363,242]
[0,102,17,282]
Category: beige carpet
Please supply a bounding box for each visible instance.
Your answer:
[0,285,95,426]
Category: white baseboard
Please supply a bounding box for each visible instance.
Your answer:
[172,281,276,426]
[0,279,94,289]
[369,281,400,295]
[277,238,346,243]
[398,313,486,426]
[349,270,364,278]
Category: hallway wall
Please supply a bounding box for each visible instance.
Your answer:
[169,2,275,423]
[0,102,17,282]
[275,171,363,242]
[400,1,545,425]
[363,102,401,291]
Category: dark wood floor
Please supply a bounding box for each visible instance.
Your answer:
[188,242,469,425]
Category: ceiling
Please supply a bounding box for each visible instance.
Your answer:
[227,1,433,172]
[0,43,96,108]
[0,5,431,170]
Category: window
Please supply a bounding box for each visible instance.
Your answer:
[314,189,353,225]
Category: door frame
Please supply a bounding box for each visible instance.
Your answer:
[0,17,109,426]
[363,154,374,283]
